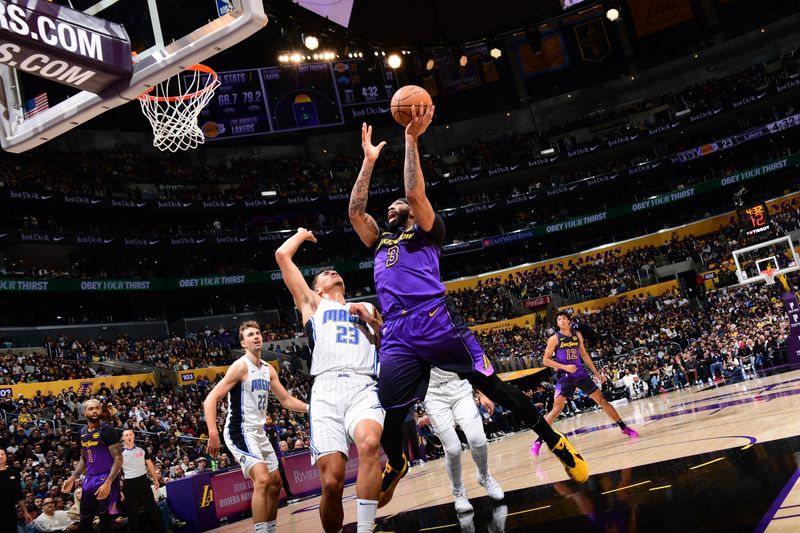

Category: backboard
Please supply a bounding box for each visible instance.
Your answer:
[0,0,267,153]
[732,235,800,286]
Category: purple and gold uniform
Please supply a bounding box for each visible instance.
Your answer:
[79,423,121,518]
[553,331,597,398]
[374,214,492,409]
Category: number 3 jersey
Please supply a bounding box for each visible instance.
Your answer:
[225,355,271,430]
[305,298,379,377]
[373,215,447,319]
[555,331,590,380]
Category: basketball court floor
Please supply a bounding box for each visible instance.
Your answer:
[211,368,800,532]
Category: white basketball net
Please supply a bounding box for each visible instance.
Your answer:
[138,65,220,152]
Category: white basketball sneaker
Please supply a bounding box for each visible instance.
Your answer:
[477,473,505,501]
[453,485,473,513]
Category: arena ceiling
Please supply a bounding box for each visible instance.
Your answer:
[267,0,570,48]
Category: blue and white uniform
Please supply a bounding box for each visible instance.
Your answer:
[305,299,384,464]
[223,355,278,476]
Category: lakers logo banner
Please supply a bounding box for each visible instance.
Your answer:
[573,18,611,62]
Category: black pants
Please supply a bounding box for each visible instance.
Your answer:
[123,476,164,533]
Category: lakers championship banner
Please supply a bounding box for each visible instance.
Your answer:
[573,18,611,62]
[177,361,278,386]
[1,372,154,399]
[559,280,679,315]
[469,313,543,334]
[627,0,695,37]
[514,29,570,79]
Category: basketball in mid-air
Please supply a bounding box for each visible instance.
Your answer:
[390,85,433,127]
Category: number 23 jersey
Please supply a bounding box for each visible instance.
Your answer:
[305,299,379,377]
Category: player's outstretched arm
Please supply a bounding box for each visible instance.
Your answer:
[404,104,436,231]
[202,361,247,456]
[268,364,309,413]
[349,122,385,247]
[275,228,322,322]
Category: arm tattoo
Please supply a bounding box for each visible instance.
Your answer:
[350,160,379,237]
[349,160,373,216]
[71,457,85,479]
[365,216,379,236]
[404,141,418,190]
[106,442,123,482]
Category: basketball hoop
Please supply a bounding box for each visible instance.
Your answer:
[137,64,220,152]
[760,267,776,285]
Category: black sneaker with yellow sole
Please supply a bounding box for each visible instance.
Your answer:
[549,431,589,483]
[378,454,409,508]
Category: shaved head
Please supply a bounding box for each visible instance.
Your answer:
[82,398,101,414]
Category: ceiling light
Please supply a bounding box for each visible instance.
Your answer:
[606,8,620,22]
[459,54,468,67]
[490,47,502,59]
[304,35,319,50]
[387,53,402,69]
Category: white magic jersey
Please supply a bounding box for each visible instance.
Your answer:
[305,299,378,376]
[225,355,271,430]
[428,366,474,399]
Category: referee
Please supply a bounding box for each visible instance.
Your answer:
[121,429,164,532]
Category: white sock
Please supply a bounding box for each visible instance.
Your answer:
[357,499,378,533]
[463,418,489,478]
[266,520,277,533]
[254,522,268,533]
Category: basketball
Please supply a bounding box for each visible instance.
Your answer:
[390,85,433,127]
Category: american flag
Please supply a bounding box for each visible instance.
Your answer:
[23,92,49,119]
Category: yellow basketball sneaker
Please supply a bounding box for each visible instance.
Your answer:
[378,454,408,508]
[549,431,589,483]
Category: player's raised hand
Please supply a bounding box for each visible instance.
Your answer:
[405,103,435,140]
[362,122,386,162]
[297,227,317,243]
[564,364,578,374]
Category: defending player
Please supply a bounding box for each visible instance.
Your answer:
[275,228,384,533]
[204,321,309,533]
[531,312,638,456]
[62,399,123,533]
[348,115,588,509]
[424,368,504,513]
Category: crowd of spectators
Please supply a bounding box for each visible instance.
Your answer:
[2,45,797,208]
[2,322,302,385]
[542,46,799,142]
[1,270,796,530]
[0,362,314,531]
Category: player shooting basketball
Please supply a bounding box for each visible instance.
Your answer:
[348,107,589,509]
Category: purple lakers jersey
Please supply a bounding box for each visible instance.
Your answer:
[80,423,119,477]
[555,331,589,379]
[374,215,446,317]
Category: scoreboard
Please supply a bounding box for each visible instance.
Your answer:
[193,60,399,141]
[332,59,398,121]
[738,203,771,236]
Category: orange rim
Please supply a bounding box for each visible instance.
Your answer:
[138,64,218,103]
